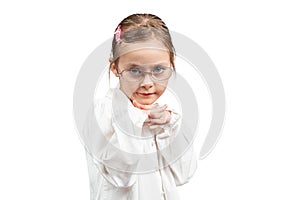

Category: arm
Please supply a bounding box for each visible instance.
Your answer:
[155,111,198,186]
[83,97,140,189]
[132,100,197,185]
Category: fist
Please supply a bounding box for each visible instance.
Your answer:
[132,100,171,127]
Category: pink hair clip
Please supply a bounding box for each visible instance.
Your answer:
[114,25,121,43]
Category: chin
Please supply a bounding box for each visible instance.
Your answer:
[135,96,159,105]
[136,98,156,105]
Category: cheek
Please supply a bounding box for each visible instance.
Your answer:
[156,87,166,96]
[155,81,168,93]
[120,80,140,98]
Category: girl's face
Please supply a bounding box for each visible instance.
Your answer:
[111,48,172,105]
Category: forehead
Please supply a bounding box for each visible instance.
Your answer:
[118,48,170,67]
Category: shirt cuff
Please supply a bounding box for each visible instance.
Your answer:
[156,110,180,140]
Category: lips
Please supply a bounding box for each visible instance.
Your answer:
[137,92,155,96]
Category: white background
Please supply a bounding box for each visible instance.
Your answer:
[1,0,299,199]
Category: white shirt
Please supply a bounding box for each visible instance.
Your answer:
[82,88,197,200]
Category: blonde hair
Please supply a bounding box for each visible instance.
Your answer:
[110,13,176,69]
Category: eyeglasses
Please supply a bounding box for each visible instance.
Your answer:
[117,66,173,82]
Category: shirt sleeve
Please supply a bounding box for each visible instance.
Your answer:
[167,145,197,186]
[96,136,140,188]
[155,111,198,186]
[85,151,103,199]
[83,97,139,189]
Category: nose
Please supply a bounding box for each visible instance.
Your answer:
[140,74,154,89]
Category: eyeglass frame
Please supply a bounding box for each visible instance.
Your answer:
[116,66,174,82]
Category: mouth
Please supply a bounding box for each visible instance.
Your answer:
[137,92,156,97]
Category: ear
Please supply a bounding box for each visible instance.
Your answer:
[109,58,119,77]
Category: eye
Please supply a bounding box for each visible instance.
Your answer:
[153,66,165,74]
[129,68,141,74]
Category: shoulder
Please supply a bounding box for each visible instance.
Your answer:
[94,88,116,114]
[93,88,116,136]
[94,88,115,121]
[94,88,113,107]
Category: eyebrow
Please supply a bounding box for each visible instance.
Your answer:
[124,62,169,68]
[124,63,140,68]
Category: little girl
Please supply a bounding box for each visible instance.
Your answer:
[83,13,197,200]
